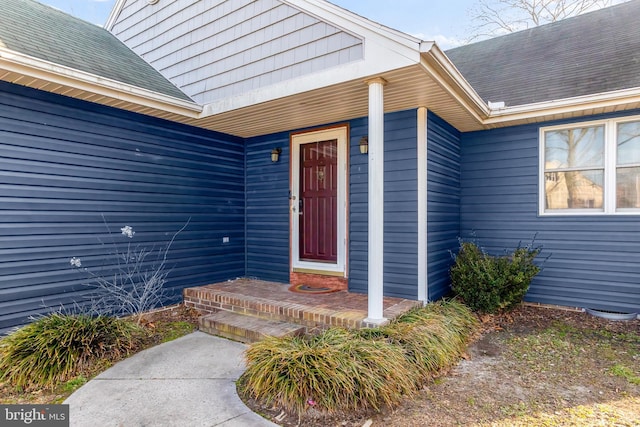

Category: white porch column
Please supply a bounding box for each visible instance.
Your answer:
[365,77,387,323]
[417,107,429,303]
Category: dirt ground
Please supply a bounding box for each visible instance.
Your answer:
[243,305,640,427]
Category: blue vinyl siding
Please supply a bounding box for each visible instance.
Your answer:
[427,111,460,301]
[460,111,640,314]
[246,110,421,300]
[245,132,290,282]
[349,117,370,294]
[0,82,245,332]
[349,110,419,300]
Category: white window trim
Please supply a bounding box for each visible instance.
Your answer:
[290,127,348,275]
[539,115,640,216]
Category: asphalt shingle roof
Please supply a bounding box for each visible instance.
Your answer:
[446,0,640,107]
[0,0,191,101]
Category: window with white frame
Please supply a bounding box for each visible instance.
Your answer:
[540,116,640,214]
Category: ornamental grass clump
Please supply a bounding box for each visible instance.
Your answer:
[0,313,142,389]
[396,299,479,338]
[241,328,417,414]
[240,299,478,416]
[361,299,478,381]
[450,239,542,313]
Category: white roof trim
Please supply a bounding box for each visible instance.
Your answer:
[419,44,490,123]
[105,0,127,30]
[0,47,202,117]
[484,87,640,125]
[283,0,423,48]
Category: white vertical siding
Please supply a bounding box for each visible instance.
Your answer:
[110,0,364,104]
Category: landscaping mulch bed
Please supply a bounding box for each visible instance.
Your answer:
[2,302,638,426]
[241,304,640,427]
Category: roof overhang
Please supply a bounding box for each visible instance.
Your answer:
[0,47,202,119]
[3,42,640,139]
[483,87,640,128]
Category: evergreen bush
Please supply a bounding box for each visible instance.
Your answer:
[450,240,541,313]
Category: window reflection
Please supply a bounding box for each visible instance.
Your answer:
[542,119,640,214]
[545,126,603,169]
[617,167,640,209]
[617,122,640,165]
[545,170,603,210]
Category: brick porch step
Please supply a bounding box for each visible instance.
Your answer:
[200,310,306,344]
[186,279,423,343]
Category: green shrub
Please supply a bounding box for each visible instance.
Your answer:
[240,300,478,416]
[0,313,142,389]
[450,240,541,313]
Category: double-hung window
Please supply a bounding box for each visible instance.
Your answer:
[540,116,640,215]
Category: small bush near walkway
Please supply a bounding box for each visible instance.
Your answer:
[239,299,478,416]
[0,313,143,390]
[450,240,541,313]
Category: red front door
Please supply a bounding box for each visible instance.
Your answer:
[299,139,338,262]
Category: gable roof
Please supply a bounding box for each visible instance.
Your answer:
[446,0,640,107]
[100,0,488,136]
[0,0,191,101]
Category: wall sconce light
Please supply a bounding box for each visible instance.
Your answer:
[359,136,368,154]
[271,147,282,162]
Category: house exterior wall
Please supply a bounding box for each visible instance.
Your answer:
[245,131,291,282]
[349,110,419,300]
[460,110,640,314]
[110,0,363,104]
[427,111,461,301]
[245,110,422,300]
[0,81,245,332]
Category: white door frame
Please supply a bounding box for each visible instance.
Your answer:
[290,126,348,275]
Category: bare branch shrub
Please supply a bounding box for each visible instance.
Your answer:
[69,217,190,324]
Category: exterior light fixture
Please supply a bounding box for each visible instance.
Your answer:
[271,147,282,162]
[359,136,368,154]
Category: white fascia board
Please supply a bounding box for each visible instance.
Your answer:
[420,45,490,120]
[0,48,202,117]
[484,87,640,125]
[283,0,423,51]
[415,44,640,130]
[105,0,127,30]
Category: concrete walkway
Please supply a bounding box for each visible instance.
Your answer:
[65,332,279,427]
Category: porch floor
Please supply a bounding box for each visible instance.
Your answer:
[184,278,421,330]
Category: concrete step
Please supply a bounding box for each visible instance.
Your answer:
[199,310,306,344]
